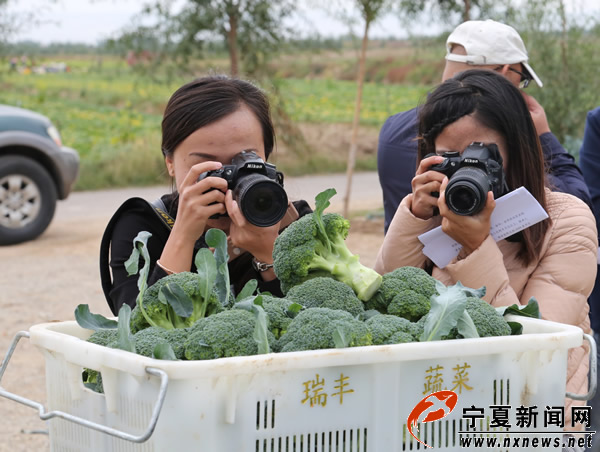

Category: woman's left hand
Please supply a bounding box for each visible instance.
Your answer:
[225,190,280,266]
[438,177,495,256]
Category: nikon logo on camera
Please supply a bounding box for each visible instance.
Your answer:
[245,163,263,169]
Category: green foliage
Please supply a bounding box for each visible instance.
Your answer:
[278,307,372,352]
[286,277,365,317]
[513,0,600,149]
[273,188,382,301]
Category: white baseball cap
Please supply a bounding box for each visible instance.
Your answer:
[445,20,543,88]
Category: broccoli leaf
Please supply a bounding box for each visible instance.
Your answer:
[236,279,258,302]
[507,321,524,335]
[456,311,480,339]
[421,281,468,341]
[74,304,117,331]
[153,343,177,360]
[115,304,136,353]
[333,326,349,348]
[496,297,541,319]
[286,302,304,318]
[205,228,230,308]
[158,282,194,318]
[195,247,217,309]
[314,188,337,251]
[234,295,270,354]
[125,231,152,293]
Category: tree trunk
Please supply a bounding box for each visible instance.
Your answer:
[227,12,239,76]
[463,0,471,22]
[343,20,370,218]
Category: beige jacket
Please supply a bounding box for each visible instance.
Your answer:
[375,189,598,430]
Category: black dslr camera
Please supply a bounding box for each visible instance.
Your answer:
[197,150,288,227]
[427,142,508,216]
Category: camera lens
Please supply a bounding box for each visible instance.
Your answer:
[445,167,490,216]
[233,173,288,227]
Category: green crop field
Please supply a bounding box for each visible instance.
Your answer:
[0,58,430,189]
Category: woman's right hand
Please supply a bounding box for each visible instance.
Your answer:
[410,155,447,220]
[172,161,229,244]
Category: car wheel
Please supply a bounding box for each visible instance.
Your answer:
[0,155,58,245]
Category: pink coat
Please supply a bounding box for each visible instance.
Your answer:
[375,189,598,431]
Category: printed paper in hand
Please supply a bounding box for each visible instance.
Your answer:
[418,186,548,268]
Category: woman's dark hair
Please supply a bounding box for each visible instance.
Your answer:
[417,69,549,265]
[161,75,275,159]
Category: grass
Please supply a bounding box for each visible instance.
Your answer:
[0,57,431,190]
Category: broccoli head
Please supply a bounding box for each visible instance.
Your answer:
[86,328,118,347]
[365,266,437,313]
[273,212,382,301]
[134,271,223,331]
[261,295,301,341]
[465,297,511,337]
[385,331,416,345]
[278,307,372,352]
[387,289,431,322]
[286,277,365,317]
[365,314,417,345]
[184,309,276,360]
[132,326,189,359]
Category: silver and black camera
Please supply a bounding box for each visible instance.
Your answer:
[427,142,508,216]
[197,150,288,227]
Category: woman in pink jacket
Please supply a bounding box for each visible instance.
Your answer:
[375,69,597,433]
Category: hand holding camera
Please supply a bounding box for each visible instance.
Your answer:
[427,142,508,216]
[197,150,288,227]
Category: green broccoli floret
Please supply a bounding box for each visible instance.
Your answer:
[366,266,437,314]
[261,295,301,341]
[385,331,416,344]
[285,277,365,317]
[278,307,372,352]
[273,212,382,301]
[387,289,431,322]
[86,329,118,346]
[134,271,223,331]
[132,326,189,359]
[465,297,512,337]
[365,314,417,345]
[184,309,276,360]
[83,329,118,393]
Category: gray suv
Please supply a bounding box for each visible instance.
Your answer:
[0,105,79,245]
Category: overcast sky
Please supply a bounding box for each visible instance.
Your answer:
[7,0,600,45]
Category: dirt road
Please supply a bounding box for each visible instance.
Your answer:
[0,172,385,451]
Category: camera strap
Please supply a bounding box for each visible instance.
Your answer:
[99,197,175,313]
[149,197,174,230]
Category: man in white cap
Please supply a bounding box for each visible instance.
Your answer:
[377,19,592,234]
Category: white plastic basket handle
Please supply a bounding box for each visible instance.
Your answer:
[566,333,597,401]
[0,331,169,443]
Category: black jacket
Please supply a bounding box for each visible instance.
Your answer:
[100,193,311,315]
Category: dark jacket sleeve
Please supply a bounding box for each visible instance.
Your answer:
[107,207,171,314]
[540,132,593,211]
[579,107,600,332]
[377,108,420,234]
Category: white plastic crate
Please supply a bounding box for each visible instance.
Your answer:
[0,316,593,451]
